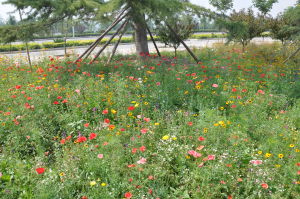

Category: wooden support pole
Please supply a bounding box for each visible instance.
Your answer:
[106,23,129,65]
[146,25,161,57]
[91,20,129,63]
[283,47,300,64]
[165,23,200,63]
[74,8,129,63]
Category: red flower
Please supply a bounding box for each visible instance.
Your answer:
[187,122,193,126]
[139,146,146,152]
[15,85,22,89]
[77,136,87,143]
[124,192,133,198]
[89,133,97,140]
[102,109,109,114]
[60,139,66,144]
[53,101,60,105]
[84,123,90,128]
[198,136,205,141]
[128,106,135,111]
[261,183,268,189]
[104,119,110,124]
[36,167,45,174]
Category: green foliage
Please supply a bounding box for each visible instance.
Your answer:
[252,0,278,15]
[268,1,300,52]
[209,0,233,14]
[155,14,195,56]
[224,9,267,50]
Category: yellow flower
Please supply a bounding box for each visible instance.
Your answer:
[59,172,65,176]
[295,149,300,152]
[265,153,272,158]
[275,164,281,168]
[162,135,170,140]
[172,137,177,141]
[144,102,149,105]
[154,123,160,126]
[203,128,208,133]
[289,144,295,148]
[101,183,106,187]
[111,109,117,114]
[186,155,191,159]
[213,123,219,127]
[278,154,284,158]
[257,151,263,155]
[219,107,224,110]
[90,181,97,186]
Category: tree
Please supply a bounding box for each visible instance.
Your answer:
[252,0,278,16]
[224,8,266,51]
[209,0,233,15]
[156,14,195,57]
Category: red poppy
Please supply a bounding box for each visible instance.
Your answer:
[124,192,133,198]
[198,136,205,141]
[89,133,97,140]
[104,119,110,124]
[261,183,268,189]
[84,123,90,128]
[36,167,45,174]
[128,106,135,111]
[77,136,87,143]
[60,139,66,144]
[15,85,22,89]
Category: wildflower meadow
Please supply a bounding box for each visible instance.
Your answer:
[0,44,299,199]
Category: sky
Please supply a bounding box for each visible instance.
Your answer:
[0,0,298,21]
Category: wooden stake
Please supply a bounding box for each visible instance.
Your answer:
[146,25,161,57]
[91,20,129,62]
[165,23,200,63]
[106,23,129,65]
[75,8,129,63]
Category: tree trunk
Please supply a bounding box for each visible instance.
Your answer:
[132,15,149,57]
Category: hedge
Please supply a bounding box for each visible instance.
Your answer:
[0,33,227,52]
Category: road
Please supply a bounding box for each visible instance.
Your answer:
[0,37,277,63]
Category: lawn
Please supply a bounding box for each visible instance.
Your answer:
[0,44,299,199]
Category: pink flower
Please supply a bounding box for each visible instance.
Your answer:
[97,154,103,159]
[250,160,263,165]
[140,128,148,134]
[156,82,161,86]
[137,157,147,164]
[257,90,265,94]
[143,117,150,122]
[212,84,218,88]
[75,89,80,94]
[207,155,215,160]
[188,150,202,158]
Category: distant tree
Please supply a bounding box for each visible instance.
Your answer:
[224,8,266,51]
[156,14,195,57]
[252,0,278,16]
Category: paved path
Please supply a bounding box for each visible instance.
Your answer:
[0,37,278,63]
